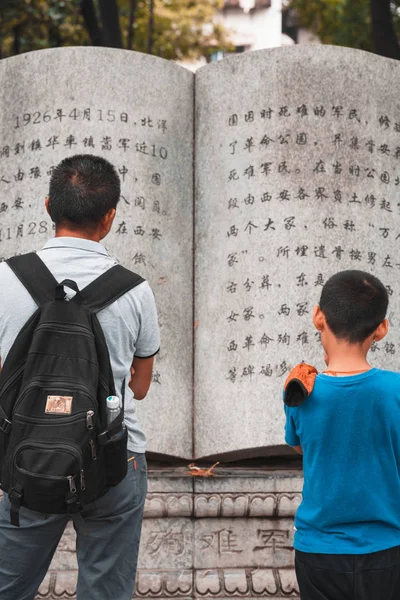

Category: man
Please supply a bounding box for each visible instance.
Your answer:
[0,154,160,600]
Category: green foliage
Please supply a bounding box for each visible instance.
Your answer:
[287,0,400,52]
[0,0,86,56]
[0,0,231,59]
[119,0,231,59]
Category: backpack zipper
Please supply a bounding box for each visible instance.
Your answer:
[86,410,94,430]
[99,374,109,389]
[37,322,93,332]
[13,380,95,414]
[13,440,84,491]
[14,410,93,426]
[34,323,94,339]
[13,413,97,463]
[89,439,97,460]
[0,363,26,402]
[15,464,78,492]
[14,438,82,454]
[13,439,83,464]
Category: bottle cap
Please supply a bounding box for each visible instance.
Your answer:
[106,395,120,409]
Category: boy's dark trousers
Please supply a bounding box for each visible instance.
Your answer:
[295,546,400,600]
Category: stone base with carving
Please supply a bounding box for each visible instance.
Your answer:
[29,466,303,599]
[37,568,298,599]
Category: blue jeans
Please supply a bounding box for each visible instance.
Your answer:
[0,452,147,600]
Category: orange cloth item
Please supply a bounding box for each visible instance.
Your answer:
[283,363,318,407]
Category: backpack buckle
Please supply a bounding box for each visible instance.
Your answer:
[97,431,109,446]
[0,417,11,434]
[66,495,81,514]
[9,487,23,505]
[9,487,23,527]
[97,421,124,446]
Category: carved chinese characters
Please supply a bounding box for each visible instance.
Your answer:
[0,48,194,458]
[195,46,400,457]
[2,46,399,460]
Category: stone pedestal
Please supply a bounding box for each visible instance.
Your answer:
[33,464,302,599]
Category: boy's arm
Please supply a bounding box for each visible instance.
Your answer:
[284,404,302,450]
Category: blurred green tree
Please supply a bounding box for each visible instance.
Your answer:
[0,0,231,60]
[285,0,400,59]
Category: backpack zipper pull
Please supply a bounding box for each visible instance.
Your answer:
[89,439,97,460]
[68,475,77,494]
[86,410,94,430]
[80,470,86,491]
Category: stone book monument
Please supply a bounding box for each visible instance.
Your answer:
[0,45,399,598]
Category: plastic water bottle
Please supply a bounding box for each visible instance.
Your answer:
[106,396,126,441]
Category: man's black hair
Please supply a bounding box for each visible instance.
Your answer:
[48,154,120,228]
[319,270,388,344]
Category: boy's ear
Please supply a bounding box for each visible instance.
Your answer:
[313,305,325,331]
[45,196,51,217]
[373,319,389,342]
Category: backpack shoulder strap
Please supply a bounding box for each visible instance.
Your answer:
[6,253,59,307]
[75,265,145,313]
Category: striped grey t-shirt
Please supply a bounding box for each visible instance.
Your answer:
[0,236,160,453]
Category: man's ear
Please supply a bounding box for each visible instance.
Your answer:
[100,208,116,237]
[313,305,325,332]
[373,319,389,342]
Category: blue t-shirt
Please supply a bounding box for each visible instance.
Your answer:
[284,368,400,554]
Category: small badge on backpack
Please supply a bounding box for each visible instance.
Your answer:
[45,396,73,414]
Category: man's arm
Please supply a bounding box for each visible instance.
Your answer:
[125,281,159,400]
[292,445,303,455]
[128,356,154,400]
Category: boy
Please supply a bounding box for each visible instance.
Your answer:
[284,270,400,600]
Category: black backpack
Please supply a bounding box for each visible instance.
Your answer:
[0,252,144,526]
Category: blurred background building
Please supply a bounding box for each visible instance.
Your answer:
[219,0,284,54]
[180,0,319,70]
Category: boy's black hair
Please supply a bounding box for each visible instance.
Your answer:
[319,270,388,344]
[48,154,120,228]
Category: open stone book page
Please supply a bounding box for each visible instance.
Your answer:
[194,46,400,459]
[0,47,194,458]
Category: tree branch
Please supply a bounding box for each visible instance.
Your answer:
[98,0,123,48]
[13,24,21,55]
[127,0,137,50]
[370,0,400,60]
[48,23,63,48]
[147,0,154,54]
[80,0,105,46]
